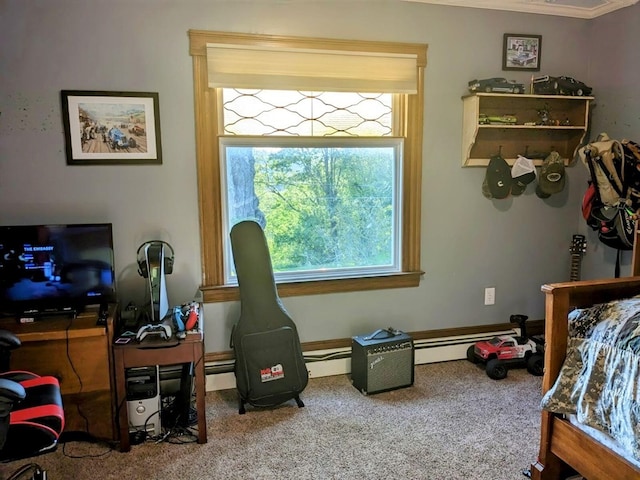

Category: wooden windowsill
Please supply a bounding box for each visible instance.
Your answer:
[201,271,424,303]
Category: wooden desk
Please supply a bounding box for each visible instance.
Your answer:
[113,328,207,452]
[0,305,117,440]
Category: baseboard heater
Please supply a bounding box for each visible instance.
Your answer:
[203,327,519,392]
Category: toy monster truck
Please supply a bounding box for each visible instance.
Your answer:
[466,314,544,380]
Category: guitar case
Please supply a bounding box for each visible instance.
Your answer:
[230,220,308,414]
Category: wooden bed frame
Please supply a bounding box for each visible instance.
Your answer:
[530,236,640,480]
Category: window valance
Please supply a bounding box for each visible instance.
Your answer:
[206,42,419,94]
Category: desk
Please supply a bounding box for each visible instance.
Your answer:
[113,328,207,452]
[0,306,117,440]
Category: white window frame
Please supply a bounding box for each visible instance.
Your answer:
[220,136,404,284]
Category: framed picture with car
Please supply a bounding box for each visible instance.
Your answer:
[61,90,162,165]
[502,33,541,71]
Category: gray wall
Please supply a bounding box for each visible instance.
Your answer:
[580,5,640,280]
[1,0,631,353]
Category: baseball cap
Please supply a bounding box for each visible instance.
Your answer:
[536,151,565,198]
[483,155,511,199]
[510,155,536,196]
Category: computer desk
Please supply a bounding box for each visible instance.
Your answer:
[112,323,207,452]
[0,305,118,440]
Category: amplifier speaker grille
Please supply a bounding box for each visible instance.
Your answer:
[351,330,414,395]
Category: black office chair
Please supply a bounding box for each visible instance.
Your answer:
[0,329,65,463]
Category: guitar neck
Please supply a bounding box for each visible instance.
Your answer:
[569,235,586,282]
[570,254,582,282]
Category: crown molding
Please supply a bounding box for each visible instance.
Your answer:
[401,0,639,19]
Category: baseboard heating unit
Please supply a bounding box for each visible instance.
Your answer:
[204,327,519,392]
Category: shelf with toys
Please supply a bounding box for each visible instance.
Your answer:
[462,92,593,167]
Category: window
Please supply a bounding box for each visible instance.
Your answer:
[189,30,427,302]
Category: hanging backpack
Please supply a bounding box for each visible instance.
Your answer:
[579,134,640,276]
[579,133,626,207]
[621,138,640,207]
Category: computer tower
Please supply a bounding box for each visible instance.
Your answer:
[126,365,162,436]
[351,329,414,395]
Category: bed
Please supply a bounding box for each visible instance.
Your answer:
[531,269,640,480]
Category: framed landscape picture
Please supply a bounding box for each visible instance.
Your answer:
[61,90,162,165]
[502,33,542,71]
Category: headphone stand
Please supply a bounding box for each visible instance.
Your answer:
[137,241,174,324]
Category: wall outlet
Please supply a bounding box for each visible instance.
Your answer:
[484,287,496,305]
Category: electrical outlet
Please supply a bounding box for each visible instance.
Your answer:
[484,287,496,305]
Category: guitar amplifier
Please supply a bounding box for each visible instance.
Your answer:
[351,328,414,395]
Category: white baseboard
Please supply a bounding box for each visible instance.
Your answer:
[204,328,518,392]
[206,371,236,392]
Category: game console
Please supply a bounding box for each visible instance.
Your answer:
[136,241,173,323]
[135,240,175,342]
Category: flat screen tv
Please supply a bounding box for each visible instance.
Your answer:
[0,223,116,317]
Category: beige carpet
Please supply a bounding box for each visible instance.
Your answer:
[0,360,543,480]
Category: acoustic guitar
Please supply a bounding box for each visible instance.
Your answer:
[570,234,587,281]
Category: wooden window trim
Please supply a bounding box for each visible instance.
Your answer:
[188,30,427,303]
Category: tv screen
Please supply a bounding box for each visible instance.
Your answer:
[0,223,116,316]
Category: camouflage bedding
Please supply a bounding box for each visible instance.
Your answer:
[541,295,640,462]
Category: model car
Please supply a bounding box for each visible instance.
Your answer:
[106,127,137,149]
[478,114,517,125]
[532,75,592,96]
[466,314,544,380]
[468,77,525,94]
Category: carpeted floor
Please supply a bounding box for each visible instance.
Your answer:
[0,360,543,480]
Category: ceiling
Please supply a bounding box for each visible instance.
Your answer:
[402,0,639,19]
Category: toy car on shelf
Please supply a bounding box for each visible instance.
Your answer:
[532,75,592,96]
[478,114,517,125]
[468,77,525,94]
[466,314,544,380]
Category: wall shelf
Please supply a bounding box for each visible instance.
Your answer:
[462,93,593,167]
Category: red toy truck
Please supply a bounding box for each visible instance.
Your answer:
[466,315,544,380]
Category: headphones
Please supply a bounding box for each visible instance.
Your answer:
[136,240,174,278]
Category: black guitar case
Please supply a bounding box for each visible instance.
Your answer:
[230,220,308,414]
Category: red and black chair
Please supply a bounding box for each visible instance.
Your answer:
[0,330,64,462]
